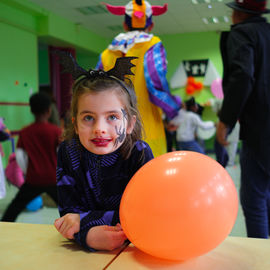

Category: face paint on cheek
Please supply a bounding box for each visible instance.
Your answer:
[114,108,127,148]
[121,108,128,120]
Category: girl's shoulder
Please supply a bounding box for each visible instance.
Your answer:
[133,140,154,160]
[124,140,154,170]
[134,140,152,152]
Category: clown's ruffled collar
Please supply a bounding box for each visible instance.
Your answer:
[108,31,153,54]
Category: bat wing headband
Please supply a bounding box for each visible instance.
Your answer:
[104,0,168,29]
[55,50,137,91]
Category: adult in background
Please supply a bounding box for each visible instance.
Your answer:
[97,0,181,157]
[216,0,270,238]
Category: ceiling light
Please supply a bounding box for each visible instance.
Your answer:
[223,16,229,22]
[192,0,224,5]
[212,17,219,23]
[202,15,230,25]
[202,18,209,24]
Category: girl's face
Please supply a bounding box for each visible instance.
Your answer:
[75,89,135,155]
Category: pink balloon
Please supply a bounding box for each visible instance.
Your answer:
[211,78,224,99]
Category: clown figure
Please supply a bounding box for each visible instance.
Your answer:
[97,0,181,157]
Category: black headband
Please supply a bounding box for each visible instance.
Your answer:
[54,50,137,87]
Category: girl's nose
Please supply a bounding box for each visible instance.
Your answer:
[94,129,106,136]
[94,120,106,136]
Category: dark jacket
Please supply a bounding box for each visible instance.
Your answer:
[219,16,270,172]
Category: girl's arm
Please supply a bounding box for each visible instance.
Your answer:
[54,214,127,251]
[56,142,122,250]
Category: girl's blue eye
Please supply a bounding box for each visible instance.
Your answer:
[108,115,118,121]
[84,115,94,121]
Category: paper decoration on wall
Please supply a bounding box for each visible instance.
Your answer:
[14,80,19,85]
[170,59,220,89]
[24,83,28,87]
[29,88,33,95]
[204,61,220,86]
[170,62,187,89]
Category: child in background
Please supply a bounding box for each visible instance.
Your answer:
[170,97,215,154]
[1,92,62,221]
[54,54,154,251]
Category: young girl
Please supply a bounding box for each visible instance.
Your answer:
[54,54,154,251]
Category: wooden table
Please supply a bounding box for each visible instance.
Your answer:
[108,237,270,270]
[1,222,270,270]
[0,222,125,270]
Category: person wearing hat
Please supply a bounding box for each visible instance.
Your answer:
[96,0,181,158]
[216,0,270,238]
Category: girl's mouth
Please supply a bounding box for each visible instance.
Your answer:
[91,138,112,147]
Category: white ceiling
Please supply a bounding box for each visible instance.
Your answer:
[29,0,270,38]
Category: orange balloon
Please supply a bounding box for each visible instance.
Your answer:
[120,151,238,261]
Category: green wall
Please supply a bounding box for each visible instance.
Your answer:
[0,21,37,166]
[161,31,222,79]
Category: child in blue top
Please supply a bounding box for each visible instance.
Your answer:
[54,54,154,251]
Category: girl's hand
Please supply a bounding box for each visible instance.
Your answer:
[86,224,127,251]
[54,213,80,239]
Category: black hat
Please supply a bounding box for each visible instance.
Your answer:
[227,0,270,14]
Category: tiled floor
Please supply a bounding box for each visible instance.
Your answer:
[0,152,247,237]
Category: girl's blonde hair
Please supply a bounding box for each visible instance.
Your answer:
[64,76,144,159]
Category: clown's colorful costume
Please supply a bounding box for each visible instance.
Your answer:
[97,1,181,157]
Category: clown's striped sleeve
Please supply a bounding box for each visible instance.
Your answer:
[144,41,181,119]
